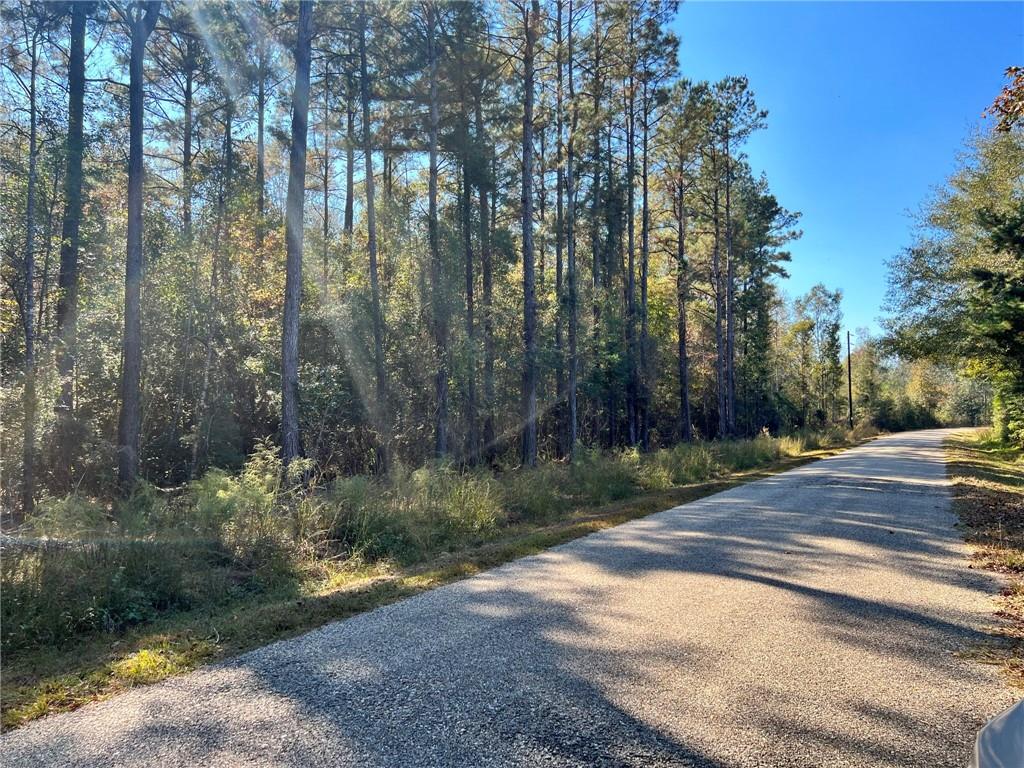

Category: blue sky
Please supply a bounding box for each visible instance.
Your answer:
[672,1,1024,334]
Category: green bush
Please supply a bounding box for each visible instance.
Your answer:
[646,443,723,485]
[569,449,640,503]
[5,429,854,658]
[24,494,109,539]
[186,440,295,573]
[325,474,413,560]
[500,462,571,523]
[0,539,230,653]
[715,435,782,470]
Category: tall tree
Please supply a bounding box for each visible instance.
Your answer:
[473,78,496,465]
[116,0,161,494]
[54,1,91,450]
[281,0,312,465]
[359,5,389,470]
[635,2,677,448]
[660,81,708,443]
[714,75,766,434]
[425,1,448,459]
[564,0,579,455]
[518,0,540,466]
[11,1,43,516]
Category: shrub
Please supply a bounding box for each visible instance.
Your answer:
[24,494,109,539]
[325,474,414,561]
[647,443,723,485]
[1,539,229,653]
[501,463,571,523]
[569,449,640,504]
[715,435,781,470]
[186,440,294,574]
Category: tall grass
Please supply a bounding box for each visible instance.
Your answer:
[2,429,864,656]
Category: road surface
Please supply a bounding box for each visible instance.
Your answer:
[1,430,1014,767]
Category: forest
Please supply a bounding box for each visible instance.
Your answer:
[2,0,993,513]
[0,1,1016,724]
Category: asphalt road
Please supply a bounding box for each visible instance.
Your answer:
[2,430,1014,767]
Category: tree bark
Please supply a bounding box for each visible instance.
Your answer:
[676,189,692,442]
[712,178,727,439]
[344,69,354,235]
[624,14,638,447]
[475,95,496,466]
[281,0,312,466]
[117,1,161,494]
[21,26,39,518]
[565,0,578,456]
[54,0,89,485]
[458,63,478,465]
[520,0,540,467]
[321,65,331,284]
[724,124,736,435]
[256,41,266,247]
[359,10,388,471]
[639,80,651,451]
[426,3,447,460]
[554,0,566,457]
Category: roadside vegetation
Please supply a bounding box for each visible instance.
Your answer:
[948,431,1024,687]
[1,428,866,729]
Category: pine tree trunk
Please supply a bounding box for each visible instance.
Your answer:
[590,0,602,446]
[322,67,330,284]
[676,188,692,442]
[554,0,566,457]
[461,151,478,464]
[712,175,727,439]
[360,8,388,471]
[21,30,39,519]
[281,0,311,466]
[426,4,448,460]
[475,97,496,466]
[639,84,651,451]
[54,0,88,488]
[117,2,160,494]
[724,127,737,435]
[565,0,578,456]
[520,0,540,467]
[624,17,638,447]
[344,73,354,235]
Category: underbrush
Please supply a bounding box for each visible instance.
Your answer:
[2,429,865,660]
[947,429,1024,687]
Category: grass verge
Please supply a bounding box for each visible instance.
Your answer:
[947,430,1024,687]
[1,445,849,730]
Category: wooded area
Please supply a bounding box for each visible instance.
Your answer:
[4,0,996,522]
[2,2,1020,730]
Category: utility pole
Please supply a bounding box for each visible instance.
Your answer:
[846,330,854,429]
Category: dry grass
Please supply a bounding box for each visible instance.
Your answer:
[947,430,1024,687]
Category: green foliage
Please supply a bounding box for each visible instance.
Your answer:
[3,430,851,660]
[24,495,109,539]
[885,129,1023,445]
[0,539,230,654]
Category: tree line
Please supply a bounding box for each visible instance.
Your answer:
[884,67,1023,447]
[0,0,960,517]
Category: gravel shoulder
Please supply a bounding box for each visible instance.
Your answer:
[0,429,1013,767]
